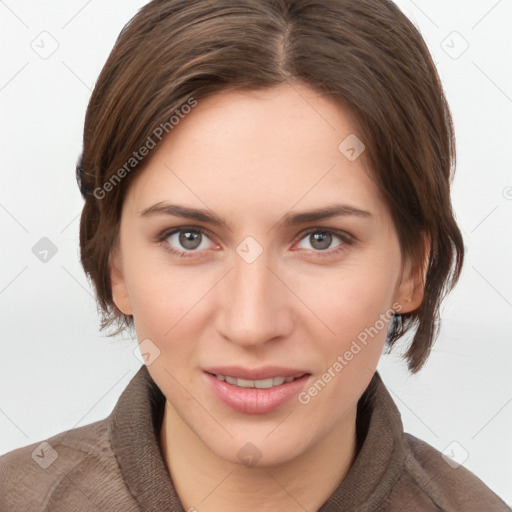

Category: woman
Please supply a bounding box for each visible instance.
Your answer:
[1,0,509,510]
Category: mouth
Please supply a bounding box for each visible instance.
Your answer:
[203,367,311,414]
[207,372,307,389]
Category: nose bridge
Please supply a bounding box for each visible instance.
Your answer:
[218,245,292,346]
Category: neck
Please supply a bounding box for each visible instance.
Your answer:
[159,402,358,512]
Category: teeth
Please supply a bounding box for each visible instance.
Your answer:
[215,374,302,388]
[255,378,274,389]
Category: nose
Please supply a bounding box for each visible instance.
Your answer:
[216,248,295,349]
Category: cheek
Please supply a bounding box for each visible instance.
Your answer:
[126,268,208,396]
[320,264,397,317]
[304,253,400,366]
[124,255,210,342]
[297,273,396,416]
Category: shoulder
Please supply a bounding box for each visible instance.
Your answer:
[0,418,138,511]
[383,433,511,511]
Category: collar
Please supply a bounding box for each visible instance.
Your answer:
[108,366,183,511]
[108,366,405,511]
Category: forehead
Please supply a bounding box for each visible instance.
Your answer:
[123,84,387,224]
[158,83,361,163]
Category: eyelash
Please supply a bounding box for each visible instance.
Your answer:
[155,226,354,259]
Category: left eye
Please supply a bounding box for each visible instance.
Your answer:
[296,230,346,251]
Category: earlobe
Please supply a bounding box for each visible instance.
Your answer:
[109,250,133,316]
[395,271,423,313]
[395,235,430,314]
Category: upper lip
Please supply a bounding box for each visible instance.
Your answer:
[204,366,310,380]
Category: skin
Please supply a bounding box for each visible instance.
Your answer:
[110,83,425,511]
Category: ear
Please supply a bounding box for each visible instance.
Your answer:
[109,246,133,316]
[394,234,430,314]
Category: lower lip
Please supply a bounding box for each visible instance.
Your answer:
[205,373,310,414]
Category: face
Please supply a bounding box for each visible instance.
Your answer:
[110,83,422,467]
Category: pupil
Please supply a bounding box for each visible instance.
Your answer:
[311,232,331,250]
[180,230,201,250]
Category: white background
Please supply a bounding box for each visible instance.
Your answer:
[1,0,511,505]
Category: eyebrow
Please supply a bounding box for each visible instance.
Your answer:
[140,202,372,228]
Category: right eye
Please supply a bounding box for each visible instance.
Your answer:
[158,226,217,258]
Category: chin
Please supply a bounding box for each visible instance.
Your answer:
[192,412,323,468]
[212,435,308,469]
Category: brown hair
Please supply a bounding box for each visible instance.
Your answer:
[78,0,464,372]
